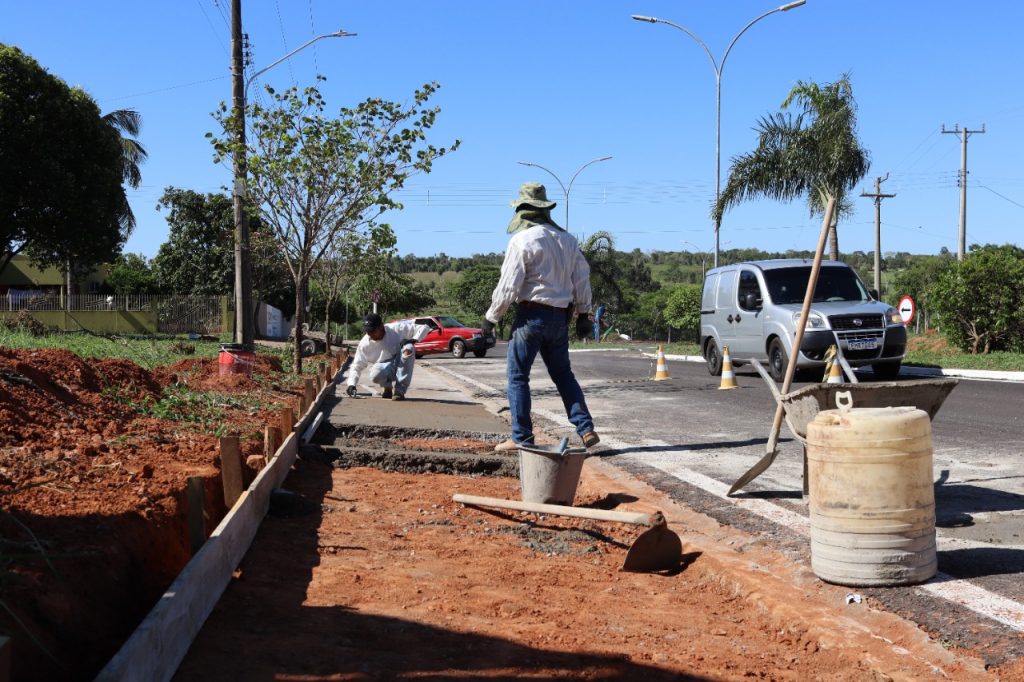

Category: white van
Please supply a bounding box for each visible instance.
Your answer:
[700,259,907,381]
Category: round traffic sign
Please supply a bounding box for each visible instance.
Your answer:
[897,295,915,325]
[371,288,381,304]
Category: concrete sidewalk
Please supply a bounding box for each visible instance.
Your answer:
[325,358,511,437]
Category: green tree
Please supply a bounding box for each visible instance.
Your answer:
[0,44,131,274]
[104,252,157,294]
[665,284,702,340]
[211,79,459,372]
[102,108,148,229]
[887,253,955,331]
[152,188,235,295]
[581,231,624,314]
[930,244,1024,353]
[445,265,515,337]
[714,74,870,261]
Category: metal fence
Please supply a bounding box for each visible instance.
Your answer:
[0,293,228,334]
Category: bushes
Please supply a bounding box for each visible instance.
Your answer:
[2,311,48,337]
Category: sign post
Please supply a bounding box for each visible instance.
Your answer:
[371,288,380,314]
[897,295,915,326]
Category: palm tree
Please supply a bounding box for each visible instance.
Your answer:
[102,109,148,232]
[581,230,623,312]
[713,73,869,261]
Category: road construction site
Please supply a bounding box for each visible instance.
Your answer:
[151,346,1024,680]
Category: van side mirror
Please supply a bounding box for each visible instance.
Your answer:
[744,293,761,310]
[868,288,879,300]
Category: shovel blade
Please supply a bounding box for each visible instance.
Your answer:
[621,523,682,573]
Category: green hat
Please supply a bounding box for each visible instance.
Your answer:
[509,182,556,210]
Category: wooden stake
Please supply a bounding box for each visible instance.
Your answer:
[219,436,243,508]
[264,425,282,458]
[303,377,315,406]
[279,405,294,434]
[186,476,206,556]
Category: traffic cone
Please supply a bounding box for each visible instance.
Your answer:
[652,345,671,381]
[719,345,738,390]
[825,361,844,384]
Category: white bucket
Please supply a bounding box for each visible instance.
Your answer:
[517,443,588,505]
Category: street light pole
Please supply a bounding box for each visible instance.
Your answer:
[517,156,612,229]
[632,1,805,269]
[230,0,354,345]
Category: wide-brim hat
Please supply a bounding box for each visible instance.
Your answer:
[509,182,556,210]
[362,313,383,333]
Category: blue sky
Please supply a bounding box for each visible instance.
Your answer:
[5,1,1023,260]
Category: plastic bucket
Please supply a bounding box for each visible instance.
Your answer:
[517,443,588,505]
[807,406,936,587]
[218,343,255,376]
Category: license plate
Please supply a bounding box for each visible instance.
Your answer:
[847,340,878,351]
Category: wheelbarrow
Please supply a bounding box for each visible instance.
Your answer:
[728,358,959,496]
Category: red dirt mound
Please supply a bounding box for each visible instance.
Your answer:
[0,346,309,681]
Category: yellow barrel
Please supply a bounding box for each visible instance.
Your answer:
[807,406,936,586]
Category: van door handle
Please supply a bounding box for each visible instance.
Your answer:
[735,314,742,323]
[726,314,734,323]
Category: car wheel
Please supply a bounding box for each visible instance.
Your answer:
[300,339,317,357]
[451,339,466,359]
[472,349,487,358]
[872,361,902,380]
[704,339,723,376]
[768,338,788,383]
[415,353,424,360]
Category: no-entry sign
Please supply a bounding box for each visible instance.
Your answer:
[897,295,915,325]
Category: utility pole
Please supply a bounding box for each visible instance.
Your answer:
[941,124,985,262]
[860,173,895,297]
[231,0,254,346]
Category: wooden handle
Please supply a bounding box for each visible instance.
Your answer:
[453,494,652,526]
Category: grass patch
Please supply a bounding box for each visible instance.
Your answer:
[0,329,230,370]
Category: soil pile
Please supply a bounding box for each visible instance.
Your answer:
[0,347,303,681]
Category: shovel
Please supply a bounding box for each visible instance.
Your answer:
[452,493,682,573]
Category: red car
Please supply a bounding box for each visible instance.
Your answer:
[394,315,496,359]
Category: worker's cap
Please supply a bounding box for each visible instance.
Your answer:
[362,313,383,333]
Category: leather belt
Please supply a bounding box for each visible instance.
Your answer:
[519,300,571,313]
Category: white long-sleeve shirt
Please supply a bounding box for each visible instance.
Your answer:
[485,224,592,323]
[346,320,431,387]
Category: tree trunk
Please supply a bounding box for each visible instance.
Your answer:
[324,295,334,353]
[293,284,305,374]
[828,216,839,262]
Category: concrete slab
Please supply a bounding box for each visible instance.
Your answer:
[326,360,510,436]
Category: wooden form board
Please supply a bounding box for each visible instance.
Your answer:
[95,368,341,682]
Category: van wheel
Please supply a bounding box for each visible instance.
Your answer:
[704,340,723,376]
[872,361,901,380]
[768,338,788,382]
[451,339,466,359]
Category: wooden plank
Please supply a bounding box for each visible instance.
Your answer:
[303,377,315,407]
[219,436,243,508]
[279,405,294,435]
[94,392,312,682]
[186,476,206,556]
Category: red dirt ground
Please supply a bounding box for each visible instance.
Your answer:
[2,346,1020,681]
[0,347,305,681]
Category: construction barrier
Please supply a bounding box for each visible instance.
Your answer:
[719,346,738,390]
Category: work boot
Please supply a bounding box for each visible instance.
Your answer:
[381,386,393,400]
[581,431,601,448]
[494,439,519,452]
[392,392,405,401]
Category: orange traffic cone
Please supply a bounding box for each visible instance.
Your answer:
[825,358,844,384]
[652,345,671,381]
[719,345,738,390]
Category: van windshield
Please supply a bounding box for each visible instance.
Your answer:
[763,267,869,304]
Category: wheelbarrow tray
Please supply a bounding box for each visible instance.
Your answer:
[779,377,959,441]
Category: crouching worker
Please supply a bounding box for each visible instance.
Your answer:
[345,314,431,401]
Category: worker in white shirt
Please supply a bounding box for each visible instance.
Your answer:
[481,182,599,452]
[345,314,432,401]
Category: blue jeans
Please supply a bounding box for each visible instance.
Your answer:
[506,306,595,444]
[368,351,415,395]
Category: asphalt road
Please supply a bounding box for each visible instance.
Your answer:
[425,342,1024,666]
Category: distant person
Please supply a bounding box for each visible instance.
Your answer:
[345,314,431,401]
[481,182,599,452]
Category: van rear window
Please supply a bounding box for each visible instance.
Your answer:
[763,267,869,304]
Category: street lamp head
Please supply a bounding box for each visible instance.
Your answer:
[331,29,357,37]
[779,0,806,11]
[631,14,658,23]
